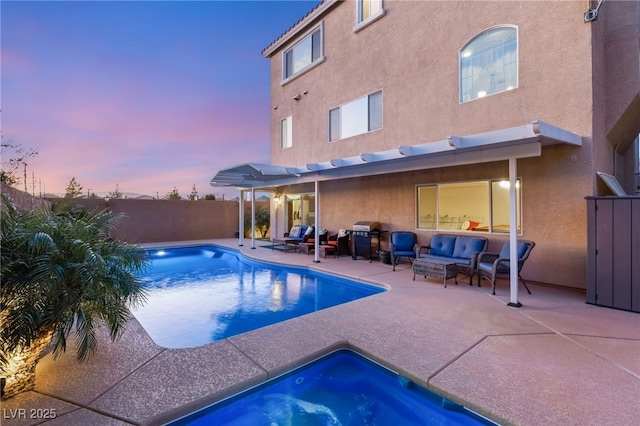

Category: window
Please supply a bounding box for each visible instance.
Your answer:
[280,116,292,149]
[329,91,382,141]
[283,26,323,81]
[460,26,518,102]
[357,0,383,25]
[417,179,521,233]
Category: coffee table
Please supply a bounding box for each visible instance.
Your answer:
[412,258,458,287]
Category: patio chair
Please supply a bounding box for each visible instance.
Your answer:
[390,231,418,271]
[327,231,350,257]
[477,240,536,295]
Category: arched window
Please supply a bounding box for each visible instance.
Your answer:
[460,26,518,103]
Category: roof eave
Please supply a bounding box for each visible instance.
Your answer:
[262,0,339,58]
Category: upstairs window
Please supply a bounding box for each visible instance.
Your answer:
[283,26,323,81]
[357,0,384,25]
[460,26,518,103]
[329,91,383,141]
[280,116,292,149]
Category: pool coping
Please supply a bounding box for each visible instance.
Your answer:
[3,239,639,426]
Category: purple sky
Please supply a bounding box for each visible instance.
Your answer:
[2,0,319,199]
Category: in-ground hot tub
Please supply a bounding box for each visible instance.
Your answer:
[166,349,498,426]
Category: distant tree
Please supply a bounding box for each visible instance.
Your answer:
[0,140,38,187]
[164,187,181,200]
[64,177,83,198]
[188,184,199,201]
[204,194,216,200]
[108,184,123,199]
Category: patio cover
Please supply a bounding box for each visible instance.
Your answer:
[210,120,582,189]
[211,119,582,307]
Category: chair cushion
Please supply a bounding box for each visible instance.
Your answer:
[499,241,528,259]
[429,235,456,257]
[452,237,485,259]
[477,261,493,272]
[394,250,416,257]
[392,232,416,250]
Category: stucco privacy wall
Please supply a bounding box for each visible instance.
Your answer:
[46,198,242,243]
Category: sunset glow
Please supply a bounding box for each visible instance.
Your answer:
[2,0,319,199]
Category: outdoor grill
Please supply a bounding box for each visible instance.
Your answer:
[348,221,385,262]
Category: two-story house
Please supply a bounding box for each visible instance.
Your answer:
[211,0,640,296]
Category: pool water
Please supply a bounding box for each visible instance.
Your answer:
[132,246,385,348]
[167,350,497,426]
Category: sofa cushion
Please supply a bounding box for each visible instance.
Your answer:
[429,235,456,257]
[289,226,302,238]
[499,241,528,259]
[452,237,485,259]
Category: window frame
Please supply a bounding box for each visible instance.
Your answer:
[328,90,383,142]
[282,23,324,83]
[280,116,292,150]
[415,178,522,234]
[354,0,385,32]
[459,25,518,103]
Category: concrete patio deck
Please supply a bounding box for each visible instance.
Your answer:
[3,239,639,425]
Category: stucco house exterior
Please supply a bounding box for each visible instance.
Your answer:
[211,0,640,295]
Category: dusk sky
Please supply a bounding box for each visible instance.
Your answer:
[2,0,320,199]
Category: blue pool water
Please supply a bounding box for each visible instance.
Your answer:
[167,350,497,426]
[132,246,385,348]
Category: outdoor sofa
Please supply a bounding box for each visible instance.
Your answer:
[416,234,488,285]
[284,225,312,243]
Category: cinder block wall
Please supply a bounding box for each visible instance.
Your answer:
[47,198,241,243]
[1,184,52,211]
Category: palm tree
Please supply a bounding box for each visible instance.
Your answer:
[0,195,149,399]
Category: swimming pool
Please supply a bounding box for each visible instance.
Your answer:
[166,349,498,425]
[132,245,385,348]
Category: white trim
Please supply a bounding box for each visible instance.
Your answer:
[354,0,386,33]
[262,0,338,58]
[210,120,581,189]
[281,22,324,83]
[328,89,383,142]
[459,25,519,104]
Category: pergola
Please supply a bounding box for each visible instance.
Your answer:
[211,120,582,307]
